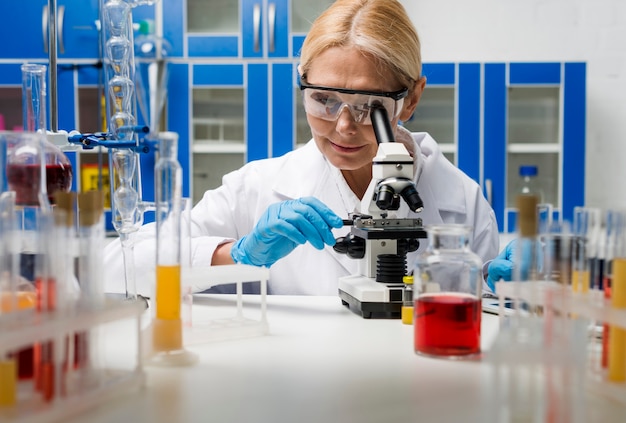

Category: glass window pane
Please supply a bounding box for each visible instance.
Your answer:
[402,87,455,144]
[192,88,245,144]
[291,0,334,33]
[187,0,239,33]
[508,87,559,144]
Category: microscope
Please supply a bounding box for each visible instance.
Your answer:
[334,105,427,318]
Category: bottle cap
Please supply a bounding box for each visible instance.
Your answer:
[519,165,538,177]
[403,275,414,285]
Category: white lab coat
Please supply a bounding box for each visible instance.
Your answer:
[103,131,499,296]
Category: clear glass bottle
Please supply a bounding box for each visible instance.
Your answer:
[514,167,541,282]
[519,165,539,196]
[413,224,483,358]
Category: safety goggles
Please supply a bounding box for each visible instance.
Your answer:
[300,77,408,125]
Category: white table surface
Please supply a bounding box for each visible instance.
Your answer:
[64,294,625,423]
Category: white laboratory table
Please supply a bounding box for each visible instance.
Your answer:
[64,294,625,423]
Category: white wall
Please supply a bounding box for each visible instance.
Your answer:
[400,0,626,210]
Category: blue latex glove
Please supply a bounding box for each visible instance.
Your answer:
[230,197,344,267]
[486,240,515,292]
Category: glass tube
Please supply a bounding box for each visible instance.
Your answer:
[149,132,196,366]
[21,64,47,132]
[102,0,145,300]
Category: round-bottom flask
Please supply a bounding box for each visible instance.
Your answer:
[413,224,483,358]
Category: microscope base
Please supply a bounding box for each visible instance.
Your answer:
[338,275,405,319]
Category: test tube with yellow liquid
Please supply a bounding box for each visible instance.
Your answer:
[572,207,590,294]
[149,132,197,366]
[608,256,626,382]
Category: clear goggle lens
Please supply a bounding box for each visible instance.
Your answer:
[301,88,405,125]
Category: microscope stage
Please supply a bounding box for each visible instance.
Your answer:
[338,275,405,319]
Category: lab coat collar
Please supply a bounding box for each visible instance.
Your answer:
[270,141,361,276]
[413,132,468,216]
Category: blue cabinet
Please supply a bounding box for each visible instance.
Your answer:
[394,62,586,233]
[484,62,586,232]
[0,0,100,60]
[164,0,332,59]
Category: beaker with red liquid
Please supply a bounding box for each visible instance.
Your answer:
[413,224,483,358]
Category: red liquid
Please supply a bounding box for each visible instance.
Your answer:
[73,332,89,369]
[14,347,35,380]
[414,293,481,356]
[34,277,56,401]
[6,163,72,206]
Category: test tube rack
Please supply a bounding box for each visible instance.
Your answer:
[181,264,270,345]
[487,281,626,421]
[0,298,146,423]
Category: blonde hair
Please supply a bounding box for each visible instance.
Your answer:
[299,0,421,92]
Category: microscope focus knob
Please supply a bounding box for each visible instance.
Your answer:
[333,235,366,259]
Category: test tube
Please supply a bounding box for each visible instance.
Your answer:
[21,64,47,132]
[33,211,56,402]
[0,192,18,407]
[571,208,589,293]
[75,191,105,380]
[180,197,193,328]
[602,209,625,369]
[608,212,626,382]
[149,132,196,366]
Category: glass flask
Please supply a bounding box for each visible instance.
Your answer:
[5,132,72,207]
[413,224,483,358]
[17,63,73,206]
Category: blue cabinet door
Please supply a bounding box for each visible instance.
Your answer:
[484,62,586,232]
[0,0,100,60]
[0,2,48,59]
[177,0,290,58]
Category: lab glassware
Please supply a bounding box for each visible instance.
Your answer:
[18,64,73,206]
[413,224,483,358]
[149,132,197,366]
[134,19,171,134]
[21,64,47,132]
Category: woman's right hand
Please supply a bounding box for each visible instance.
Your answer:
[230,197,343,267]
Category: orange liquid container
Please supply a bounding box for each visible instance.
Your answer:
[0,359,17,406]
[608,258,626,382]
[155,265,181,320]
[0,291,37,312]
[1,291,37,406]
[571,269,590,293]
[153,265,183,352]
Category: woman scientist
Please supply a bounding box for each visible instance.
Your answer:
[104,0,502,295]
